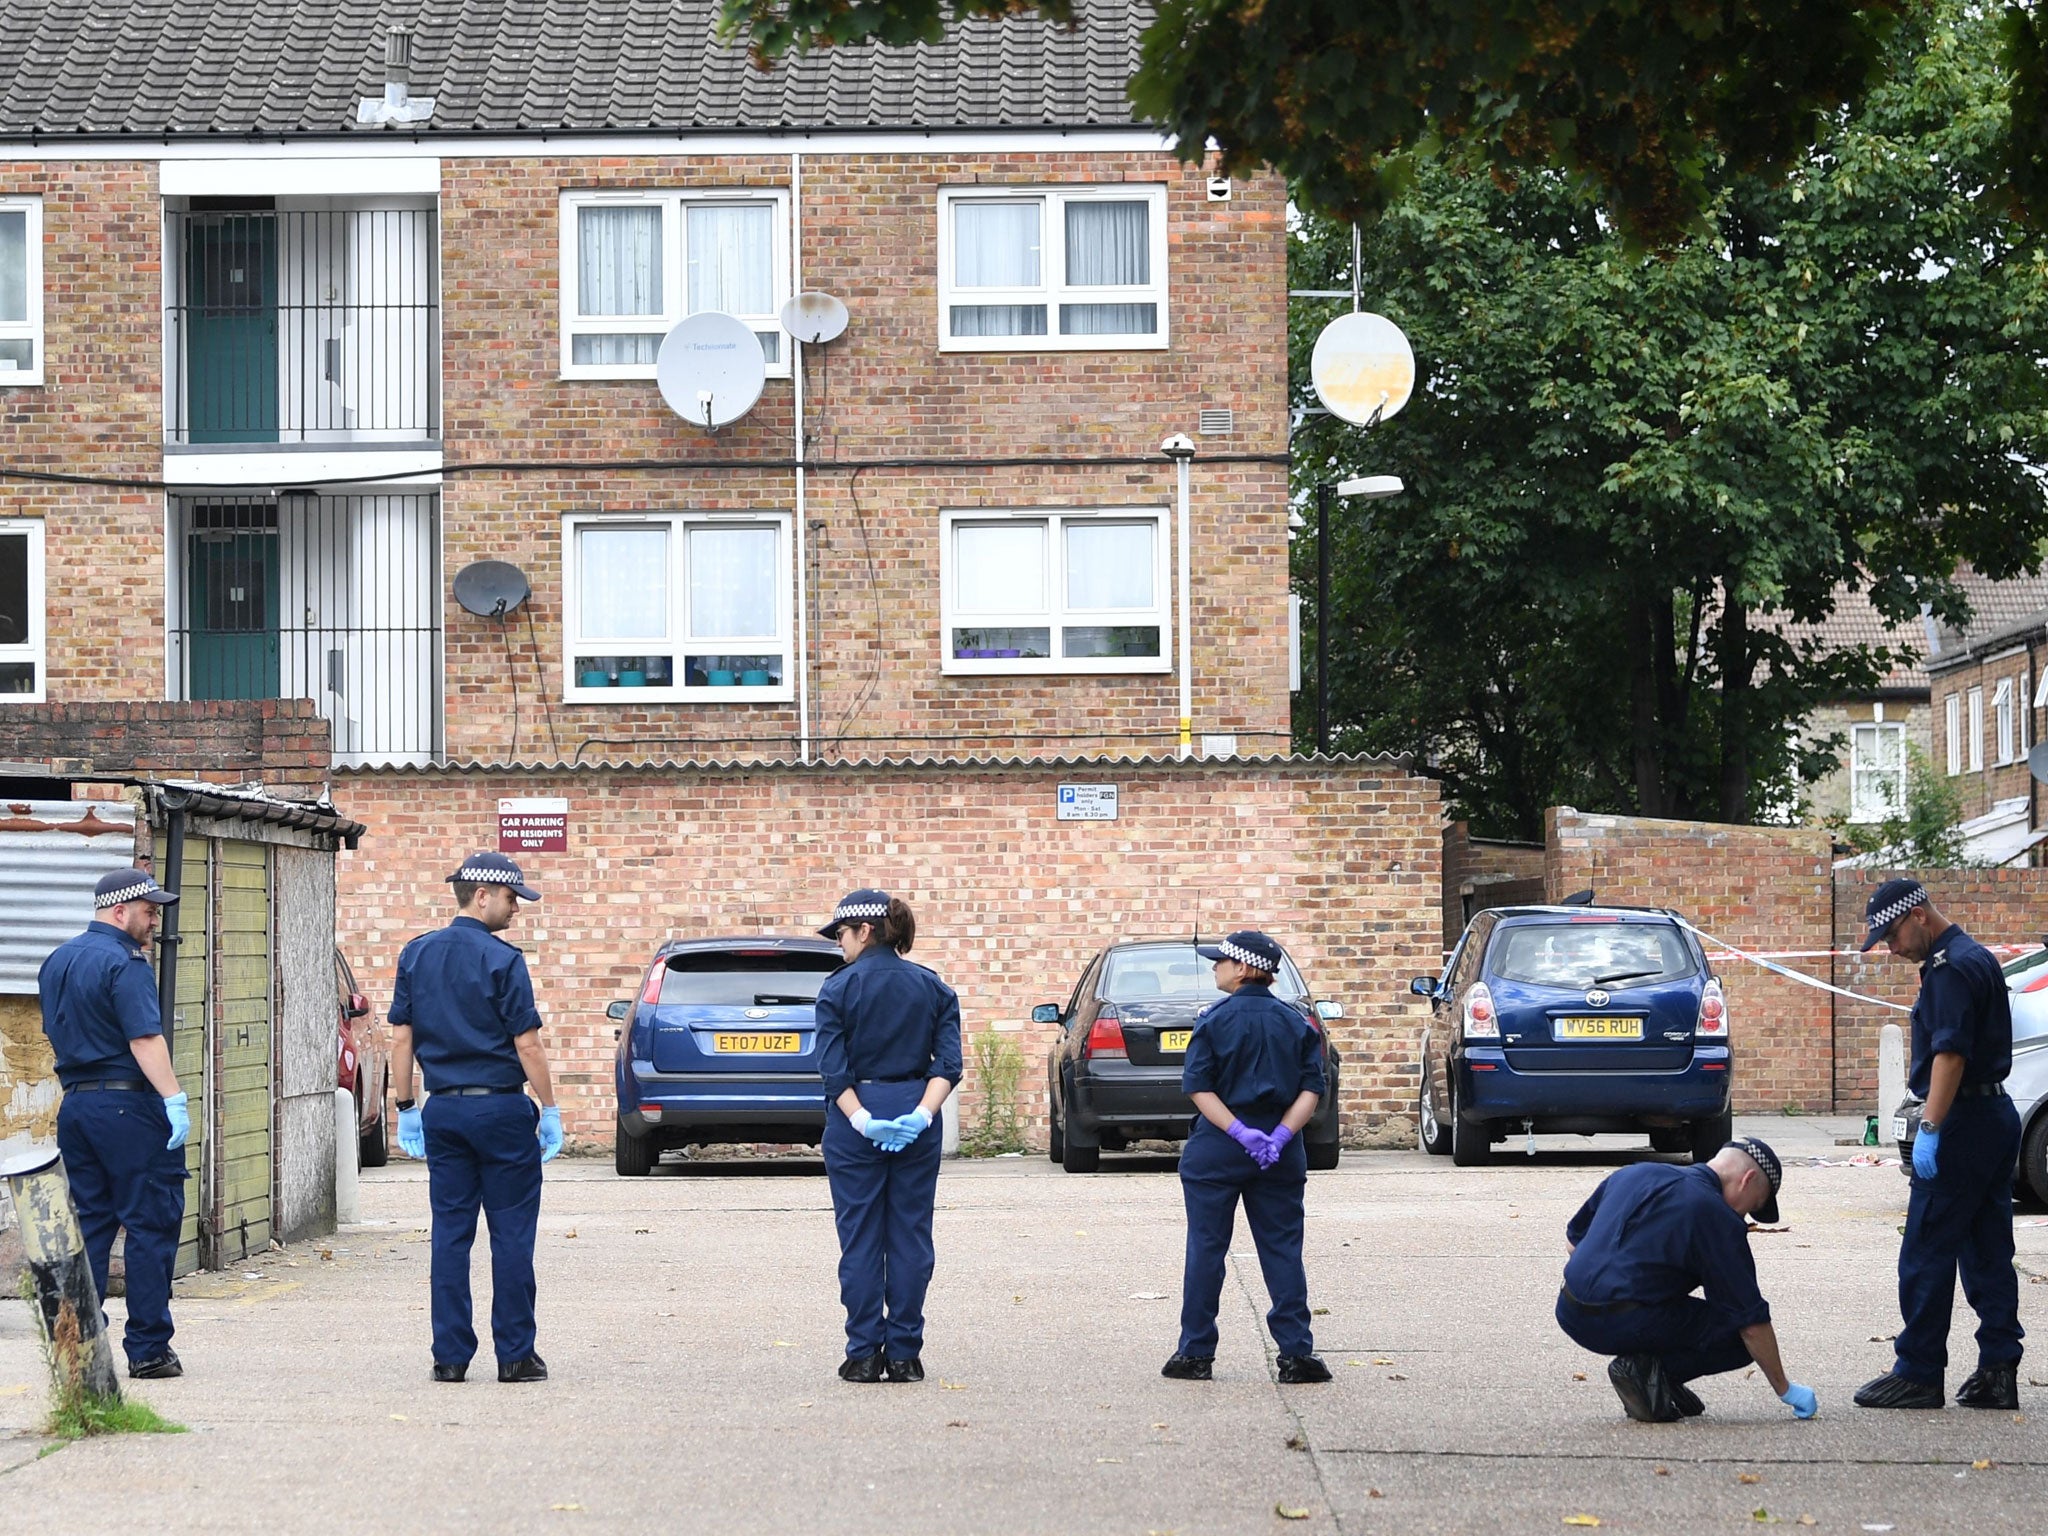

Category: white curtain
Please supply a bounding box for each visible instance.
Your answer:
[688,526,777,638]
[571,334,661,366]
[954,523,1047,613]
[0,211,23,323]
[1065,201,1148,285]
[687,204,774,317]
[578,525,668,640]
[954,201,1041,287]
[578,206,662,316]
[1066,522,1155,609]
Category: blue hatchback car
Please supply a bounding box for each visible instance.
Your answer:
[608,936,844,1175]
[1411,903,1731,1165]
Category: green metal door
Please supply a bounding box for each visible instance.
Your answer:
[184,213,278,444]
[187,530,280,700]
[214,839,273,1265]
[171,838,209,1280]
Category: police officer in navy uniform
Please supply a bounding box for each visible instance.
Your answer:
[388,852,564,1385]
[38,868,190,1379]
[814,889,962,1383]
[1164,929,1331,1384]
[1853,878,2024,1411]
[1557,1137,1817,1421]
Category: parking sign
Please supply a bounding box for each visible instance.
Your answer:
[1057,784,1118,821]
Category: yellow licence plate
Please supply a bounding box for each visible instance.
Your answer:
[713,1033,801,1053]
[1159,1029,1193,1053]
[1553,1017,1645,1040]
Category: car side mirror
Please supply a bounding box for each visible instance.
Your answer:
[1315,1000,1344,1021]
[1409,976,1438,998]
[1030,1003,1061,1025]
[605,999,630,1021]
[345,993,370,1019]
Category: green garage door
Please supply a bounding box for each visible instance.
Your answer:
[214,839,273,1264]
[171,838,209,1280]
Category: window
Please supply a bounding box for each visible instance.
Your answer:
[1995,677,2017,764]
[561,192,789,378]
[1946,692,1962,774]
[1968,686,1984,771]
[0,520,44,700]
[1850,722,1907,822]
[937,187,1167,350]
[1486,922,1697,990]
[563,512,792,701]
[0,197,42,385]
[940,508,1171,674]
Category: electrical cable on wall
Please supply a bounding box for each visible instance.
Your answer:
[829,464,887,754]
[523,601,562,759]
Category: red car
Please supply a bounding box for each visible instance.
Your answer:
[336,947,389,1168]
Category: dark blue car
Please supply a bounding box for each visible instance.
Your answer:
[1411,904,1731,1165]
[608,936,844,1174]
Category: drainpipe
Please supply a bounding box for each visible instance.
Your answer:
[155,790,189,1048]
[1162,435,1196,759]
[790,151,812,765]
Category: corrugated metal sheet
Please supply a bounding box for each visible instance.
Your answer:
[0,801,139,995]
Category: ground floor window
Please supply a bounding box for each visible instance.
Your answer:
[0,519,44,700]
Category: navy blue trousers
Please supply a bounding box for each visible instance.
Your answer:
[57,1091,186,1365]
[423,1093,543,1368]
[1177,1120,1314,1358]
[1896,1093,2024,1384]
[822,1082,943,1359]
[1555,1293,1756,1384]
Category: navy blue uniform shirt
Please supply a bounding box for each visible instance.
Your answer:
[1180,983,1327,1120]
[387,916,543,1092]
[814,946,964,1098]
[1908,924,2011,1096]
[38,923,163,1086]
[1563,1163,1771,1328]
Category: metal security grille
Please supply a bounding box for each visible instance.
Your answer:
[169,493,443,766]
[165,205,438,445]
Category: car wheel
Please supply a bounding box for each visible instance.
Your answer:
[2022,1112,2048,1207]
[1648,1128,1689,1155]
[1306,1139,1340,1171]
[615,1120,657,1177]
[1418,1054,1452,1157]
[357,1079,390,1169]
[1449,1069,1493,1167]
[1688,1110,1734,1164]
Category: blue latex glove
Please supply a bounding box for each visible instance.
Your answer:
[398,1105,426,1159]
[537,1105,564,1162]
[162,1091,190,1151]
[1255,1123,1295,1169]
[852,1108,897,1147]
[1912,1120,1940,1180]
[1225,1119,1272,1162]
[1780,1382,1818,1419]
[881,1106,933,1152]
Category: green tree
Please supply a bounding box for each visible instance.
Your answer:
[716,0,2048,244]
[1832,748,1977,866]
[1292,0,2048,838]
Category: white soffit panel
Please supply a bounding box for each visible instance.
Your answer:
[161,157,441,197]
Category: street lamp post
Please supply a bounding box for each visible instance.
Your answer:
[1314,474,1405,756]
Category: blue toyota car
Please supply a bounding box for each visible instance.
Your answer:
[1411,901,1731,1165]
[608,936,844,1174]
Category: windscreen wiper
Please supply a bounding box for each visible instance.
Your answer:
[1591,968,1661,986]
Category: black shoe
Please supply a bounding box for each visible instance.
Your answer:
[1161,1353,1214,1381]
[883,1356,924,1383]
[497,1354,548,1383]
[838,1352,886,1383]
[1955,1365,2019,1410]
[1854,1370,1943,1409]
[1670,1380,1706,1417]
[431,1362,467,1383]
[1607,1354,1681,1422]
[127,1350,182,1380]
[1276,1354,1333,1384]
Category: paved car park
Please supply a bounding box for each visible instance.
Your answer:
[3,1119,2044,1534]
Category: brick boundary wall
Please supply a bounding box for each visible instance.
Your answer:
[330,757,1442,1149]
[1441,822,1547,950]
[0,700,331,792]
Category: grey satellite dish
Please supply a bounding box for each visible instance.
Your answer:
[452,560,531,619]
[779,291,849,346]
[2029,742,2048,786]
[1311,311,1416,426]
[656,312,767,430]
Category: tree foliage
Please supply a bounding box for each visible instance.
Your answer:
[1289,0,2048,838]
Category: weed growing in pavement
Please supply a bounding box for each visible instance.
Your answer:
[23,1273,184,1443]
[962,1031,1027,1156]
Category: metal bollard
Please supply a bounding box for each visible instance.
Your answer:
[1,1150,122,1403]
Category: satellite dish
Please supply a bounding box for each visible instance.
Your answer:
[656,312,767,430]
[779,291,849,346]
[1310,311,1416,426]
[2029,742,2048,786]
[452,560,531,619]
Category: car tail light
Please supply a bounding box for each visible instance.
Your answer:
[1463,983,1498,1039]
[1697,978,1728,1038]
[640,961,667,1006]
[1082,1005,1126,1060]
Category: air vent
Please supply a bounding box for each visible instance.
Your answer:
[1198,408,1235,436]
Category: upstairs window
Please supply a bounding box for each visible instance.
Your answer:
[561,192,789,378]
[938,187,1167,350]
[1850,722,1907,822]
[0,197,42,385]
[0,520,45,700]
[1968,686,1984,771]
[1994,676,2016,764]
[941,508,1171,674]
[1945,692,1962,775]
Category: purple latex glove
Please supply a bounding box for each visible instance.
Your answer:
[1255,1124,1295,1169]
[1226,1119,1272,1161]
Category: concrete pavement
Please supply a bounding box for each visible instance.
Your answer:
[2,1116,2044,1534]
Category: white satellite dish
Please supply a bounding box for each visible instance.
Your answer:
[779,291,849,346]
[1310,311,1415,426]
[656,312,767,430]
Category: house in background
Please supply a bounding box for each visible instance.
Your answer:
[1786,586,1935,829]
[1925,574,2048,865]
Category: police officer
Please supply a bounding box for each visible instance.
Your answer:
[1163,929,1330,1384]
[814,888,962,1383]
[388,852,564,1385]
[1853,878,2024,1411]
[38,868,189,1379]
[1557,1136,1816,1421]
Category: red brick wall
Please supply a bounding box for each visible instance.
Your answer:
[0,699,330,791]
[1441,822,1547,948]
[331,756,1441,1146]
[1929,645,2041,825]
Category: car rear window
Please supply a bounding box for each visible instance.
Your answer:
[1487,923,1697,989]
[656,951,842,1007]
[1102,944,1305,1003]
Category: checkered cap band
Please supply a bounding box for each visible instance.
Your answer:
[1866,886,1927,935]
[458,865,525,885]
[834,901,889,923]
[1216,938,1274,970]
[94,880,156,908]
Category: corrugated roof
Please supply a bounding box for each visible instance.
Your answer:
[331,750,1414,776]
[0,0,1153,138]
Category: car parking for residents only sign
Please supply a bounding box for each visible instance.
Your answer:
[1057,784,1119,821]
[499,797,569,852]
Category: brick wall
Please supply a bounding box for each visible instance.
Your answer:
[1441,822,1547,949]
[330,756,1441,1147]
[1929,644,2041,823]
[0,699,331,791]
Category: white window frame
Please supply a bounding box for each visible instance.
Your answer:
[1946,692,1962,775]
[561,511,793,704]
[939,506,1173,676]
[1968,686,1984,771]
[0,196,44,387]
[1848,721,1907,823]
[1994,676,2017,764]
[0,519,46,701]
[936,186,1169,352]
[559,190,792,381]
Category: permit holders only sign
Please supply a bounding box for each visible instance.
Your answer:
[499,797,569,853]
[1057,784,1119,822]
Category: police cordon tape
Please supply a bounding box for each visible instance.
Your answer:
[1670,916,1914,1013]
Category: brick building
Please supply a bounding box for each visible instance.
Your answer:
[1923,574,2048,861]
